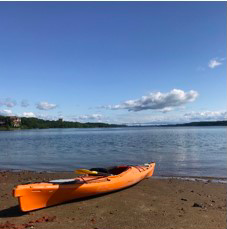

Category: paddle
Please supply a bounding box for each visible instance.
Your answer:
[74,169,111,176]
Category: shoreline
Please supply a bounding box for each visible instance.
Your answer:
[0,123,226,132]
[1,168,226,183]
[0,170,226,229]
[153,175,227,184]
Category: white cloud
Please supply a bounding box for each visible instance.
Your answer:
[102,89,199,112]
[208,59,222,69]
[21,100,29,107]
[36,101,57,110]
[0,98,17,108]
[80,114,103,120]
[22,112,36,118]
[161,107,173,113]
[184,111,227,121]
[35,113,58,120]
[72,114,104,122]
[112,113,177,125]
[0,109,13,116]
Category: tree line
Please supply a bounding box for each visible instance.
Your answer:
[0,116,125,129]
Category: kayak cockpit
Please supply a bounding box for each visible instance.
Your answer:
[90,165,129,176]
[108,166,129,175]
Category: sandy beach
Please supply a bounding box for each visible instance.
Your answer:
[0,171,226,229]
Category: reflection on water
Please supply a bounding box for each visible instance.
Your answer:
[0,127,226,177]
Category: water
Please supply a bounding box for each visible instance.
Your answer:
[0,127,226,178]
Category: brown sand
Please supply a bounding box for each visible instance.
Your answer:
[0,171,226,229]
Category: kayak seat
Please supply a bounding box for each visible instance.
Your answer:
[90,168,109,173]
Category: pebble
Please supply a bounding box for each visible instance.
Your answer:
[192,202,205,208]
[91,218,96,223]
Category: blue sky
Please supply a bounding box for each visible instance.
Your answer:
[0,2,226,124]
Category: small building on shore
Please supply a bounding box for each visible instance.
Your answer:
[10,116,21,127]
[0,116,21,127]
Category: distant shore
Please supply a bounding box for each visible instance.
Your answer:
[0,170,226,229]
[0,117,226,131]
[128,120,227,127]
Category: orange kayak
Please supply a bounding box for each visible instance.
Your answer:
[13,162,155,212]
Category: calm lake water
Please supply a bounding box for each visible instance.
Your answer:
[0,127,226,178]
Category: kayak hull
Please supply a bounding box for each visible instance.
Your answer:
[13,162,155,212]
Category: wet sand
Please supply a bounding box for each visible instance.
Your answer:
[0,171,226,229]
